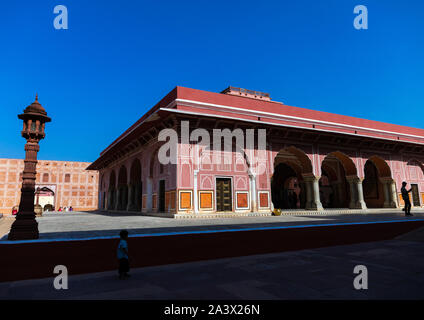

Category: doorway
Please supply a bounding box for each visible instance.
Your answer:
[411,184,421,206]
[216,178,232,212]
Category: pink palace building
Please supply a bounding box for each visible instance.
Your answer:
[87,86,424,217]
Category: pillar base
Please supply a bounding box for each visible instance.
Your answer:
[127,204,138,211]
[307,202,324,211]
[384,202,397,208]
[353,201,368,210]
[8,214,39,240]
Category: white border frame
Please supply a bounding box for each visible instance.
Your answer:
[235,191,250,210]
[198,190,214,211]
[178,189,193,211]
[258,191,270,209]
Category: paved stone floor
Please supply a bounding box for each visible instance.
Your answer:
[1,231,423,299]
[0,217,14,239]
[1,209,423,241]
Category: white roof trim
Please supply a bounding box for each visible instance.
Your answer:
[175,98,424,141]
[160,107,424,146]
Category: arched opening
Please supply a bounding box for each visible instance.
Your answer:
[363,156,392,208]
[319,152,356,208]
[129,159,142,211]
[117,165,128,210]
[271,147,312,210]
[35,187,55,211]
[108,170,116,210]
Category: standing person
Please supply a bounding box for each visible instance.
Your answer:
[117,230,130,279]
[401,182,413,216]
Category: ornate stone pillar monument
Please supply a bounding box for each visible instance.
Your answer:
[8,95,51,240]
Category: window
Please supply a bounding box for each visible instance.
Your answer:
[42,173,49,183]
[65,174,71,183]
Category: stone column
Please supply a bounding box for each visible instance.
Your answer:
[249,173,257,212]
[107,189,112,210]
[356,179,367,210]
[147,177,153,211]
[390,180,398,208]
[127,183,134,211]
[114,187,120,210]
[304,178,312,209]
[312,177,324,211]
[346,176,367,210]
[304,175,323,211]
[123,186,128,210]
[193,170,199,214]
[381,178,392,208]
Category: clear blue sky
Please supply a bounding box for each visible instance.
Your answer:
[0,0,423,162]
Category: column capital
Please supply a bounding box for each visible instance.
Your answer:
[345,175,360,183]
[302,174,320,182]
[379,177,394,184]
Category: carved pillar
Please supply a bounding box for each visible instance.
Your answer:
[304,175,323,211]
[127,183,134,211]
[390,180,398,208]
[249,173,257,212]
[8,142,40,240]
[345,175,367,210]
[380,178,395,208]
[356,178,367,209]
[123,185,128,210]
[115,187,121,210]
[147,177,153,211]
[193,170,199,214]
[107,189,112,210]
[8,95,52,240]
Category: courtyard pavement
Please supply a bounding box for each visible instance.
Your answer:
[0,229,423,299]
[15,209,424,240]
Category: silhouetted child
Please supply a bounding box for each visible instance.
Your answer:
[117,230,130,279]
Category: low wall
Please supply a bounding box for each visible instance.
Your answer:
[1,220,423,282]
